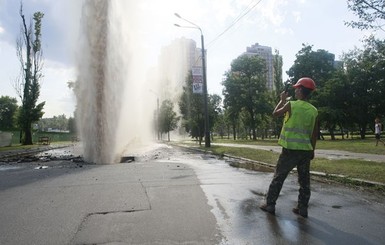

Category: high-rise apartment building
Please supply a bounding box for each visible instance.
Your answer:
[156,37,199,102]
[243,43,275,91]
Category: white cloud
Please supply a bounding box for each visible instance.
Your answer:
[211,0,236,23]
[261,0,287,26]
[274,27,294,35]
[0,25,4,34]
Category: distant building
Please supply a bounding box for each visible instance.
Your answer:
[333,60,344,70]
[157,37,201,102]
[243,43,275,91]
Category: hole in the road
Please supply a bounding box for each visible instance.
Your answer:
[332,205,342,209]
[120,156,135,163]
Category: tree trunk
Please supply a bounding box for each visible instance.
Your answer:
[252,128,256,140]
[24,122,33,145]
[232,124,236,140]
[338,123,345,139]
[359,125,366,139]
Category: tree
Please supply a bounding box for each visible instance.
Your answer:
[159,99,179,141]
[287,44,339,139]
[342,36,385,138]
[37,114,69,131]
[0,96,19,130]
[287,44,336,88]
[346,0,385,31]
[179,71,205,144]
[208,94,222,140]
[213,111,227,139]
[316,70,351,139]
[179,71,223,144]
[15,3,45,144]
[222,70,242,140]
[68,117,76,134]
[222,55,270,140]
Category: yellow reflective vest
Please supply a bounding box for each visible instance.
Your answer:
[278,100,318,151]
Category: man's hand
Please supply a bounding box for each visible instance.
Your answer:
[280,91,288,101]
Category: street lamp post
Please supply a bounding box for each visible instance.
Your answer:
[174,13,210,147]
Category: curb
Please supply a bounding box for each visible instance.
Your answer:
[0,144,74,159]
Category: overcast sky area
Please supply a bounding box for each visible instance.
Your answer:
[0,0,381,118]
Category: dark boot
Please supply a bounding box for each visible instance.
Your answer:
[260,203,275,215]
[292,207,308,218]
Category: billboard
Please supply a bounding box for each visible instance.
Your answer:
[192,66,203,94]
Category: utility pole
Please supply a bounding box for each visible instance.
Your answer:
[174,13,210,147]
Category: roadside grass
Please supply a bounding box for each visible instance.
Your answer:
[197,145,385,185]
[312,158,385,183]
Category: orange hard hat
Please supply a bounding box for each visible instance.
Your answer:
[293,77,316,90]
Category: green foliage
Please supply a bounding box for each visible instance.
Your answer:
[67,117,76,134]
[341,36,385,138]
[179,71,205,143]
[0,96,19,130]
[346,0,385,31]
[212,111,227,139]
[287,44,336,88]
[222,55,273,140]
[37,115,72,132]
[159,99,179,141]
[179,71,222,144]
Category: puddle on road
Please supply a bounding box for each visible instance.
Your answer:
[227,160,274,173]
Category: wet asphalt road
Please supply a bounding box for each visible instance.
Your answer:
[0,143,384,244]
[173,149,385,245]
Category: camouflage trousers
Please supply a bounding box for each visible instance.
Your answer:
[265,148,313,209]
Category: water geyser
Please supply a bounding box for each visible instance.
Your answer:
[76,0,127,164]
[74,0,191,164]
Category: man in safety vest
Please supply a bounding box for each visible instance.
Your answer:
[260,77,318,218]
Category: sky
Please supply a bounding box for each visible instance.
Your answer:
[0,0,380,118]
